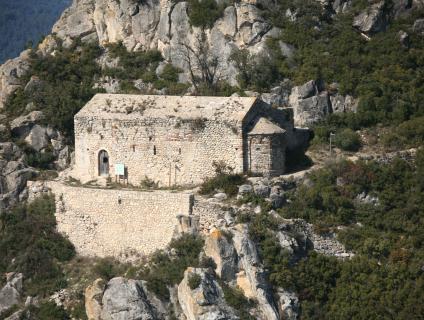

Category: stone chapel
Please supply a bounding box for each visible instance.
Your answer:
[72,94,300,186]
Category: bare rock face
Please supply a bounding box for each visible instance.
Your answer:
[0,273,23,316]
[289,80,332,127]
[101,277,162,320]
[204,229,238,281]
[85,278,105,320]
[49,0,278,85]
[177,268,239,320]
[0,50,30,110]
[289,80,358,127]
[232,224,279,320]
[10,111,45,137]
[0,143,37,211]
[353,1,387,35]
[413,18,424,34]
[277,289,299,320]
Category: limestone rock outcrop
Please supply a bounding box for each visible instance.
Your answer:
[177,268,239,320]
[101,277,163,320]
[204,229,238,281]
[289,80,357,127]
[0,143,37,210]
[85,278,105,320]
[232,224,279,320]
[0,50,30,110]
[289,80,332,127]
[0,273,23,316]
[353,1,387,35]
[47,0,279,85]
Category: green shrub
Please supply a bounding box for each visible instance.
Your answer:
[333,128,361,151]
[93,257,125,281]
[140,234,204,300]
[381,117,424,149]
[187,0,227,29]
[220,281,256,320]
[29,301,70,320]
[199,173,246,196]
[188,273,202,290]
[0,194,75,297]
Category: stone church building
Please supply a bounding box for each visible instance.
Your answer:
[73,94,301,187]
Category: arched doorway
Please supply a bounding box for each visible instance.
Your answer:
[98,150,109,176]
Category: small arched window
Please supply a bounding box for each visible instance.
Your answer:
[153,146,157,155]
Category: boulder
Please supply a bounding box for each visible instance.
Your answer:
[290,81,332,127]
[238,184,253,195]
[413,18,424,34]
[204,229,238,281]
[177,268,238,320]
[254,183,270,198]
[85,278,105,320]
[330,94,357,113]
[10,111,45,137]
[0,142,22,161]
[277,289,299,320]
[214,193,228,201]
[56,146,72,170]
[0,273,23,315]
[24,125,49,152]
[101,277,160,320]
[353,1,387,34]
[260,79,292,107]
[0,51,30,110]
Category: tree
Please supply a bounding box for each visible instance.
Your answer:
[179,32,223,93]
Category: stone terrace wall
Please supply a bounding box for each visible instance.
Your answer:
[42,181,193,258]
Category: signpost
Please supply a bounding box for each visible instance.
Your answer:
[115,163,127,185]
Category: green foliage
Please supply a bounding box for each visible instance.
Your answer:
[4,40,104,139]
[104,42,163,82]
[199,173,246,196]
[230,48,283,92]
[333,128,361,151]
[220,281,256,320]
[103,42,188,94]
[28,301,70,320]
[0,195,75,296]
[187,273,202,290]
[258,1,424,127]
[381,116,424,149]
[187,0,228,29]
[93,257,126,281]
[266,154,424,318]
[139,234,204,300]
[140,176,159,189]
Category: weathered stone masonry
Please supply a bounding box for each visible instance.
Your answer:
[73,94,297,187]
[42,181,193,258]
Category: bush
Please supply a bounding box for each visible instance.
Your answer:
[333,129,361,151]
[139,234,204,300]
[187,0,227,29]
[188,273,202,290]
[220,281,256,320]
[381,117,424,149]
[199,173,246,196]
[29,301,70,320]
[0,194,75,296]
[93,257,126,281]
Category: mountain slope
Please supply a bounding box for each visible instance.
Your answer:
[0,0,71,63]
